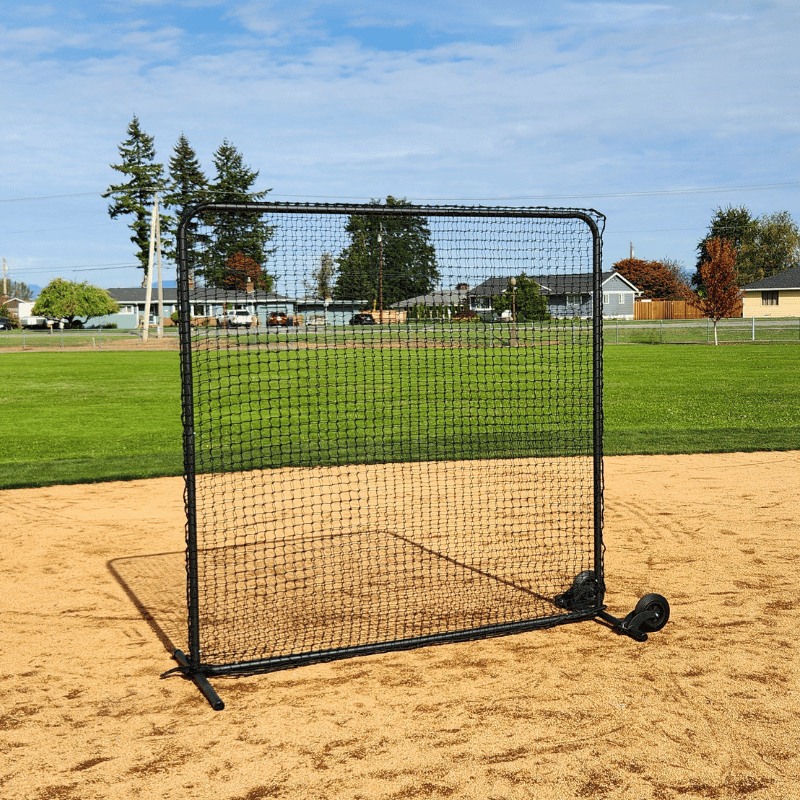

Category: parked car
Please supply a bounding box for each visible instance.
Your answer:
[216,309,252,328]
[267,312,290,326]
[0,317,16,330]
[349,313,376,325]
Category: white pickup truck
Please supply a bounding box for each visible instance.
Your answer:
[22,315,64,329]
[216,309,253,329]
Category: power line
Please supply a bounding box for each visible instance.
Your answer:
[1,180,799,205]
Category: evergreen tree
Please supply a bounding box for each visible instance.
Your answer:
[103,115,166,275]
[163,133,208,276]
[201,140,275,288]
[305,252,335,298]
[333,197,439,308]
[7,280,34,301]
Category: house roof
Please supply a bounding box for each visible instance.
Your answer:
[392,289,470,308]
[467,271,640,297]
[741,266,800,291]
[107,287,296,303]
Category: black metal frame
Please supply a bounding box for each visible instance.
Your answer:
[171,202,667,710]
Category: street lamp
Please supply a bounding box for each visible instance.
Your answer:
[510,277,518,346]
[377,225,384,324]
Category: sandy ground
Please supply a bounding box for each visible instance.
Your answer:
[2,451,799,800]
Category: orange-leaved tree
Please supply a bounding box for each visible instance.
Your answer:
[681,237,742,345]
[612,257,686,299]
[222,252,273,292]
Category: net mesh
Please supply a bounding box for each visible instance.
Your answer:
[178,203,604,670]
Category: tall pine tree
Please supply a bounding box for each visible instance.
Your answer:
[201,140,275,289]
[163,133,208,280]
[103,115,166,276]
[334,197,439,308]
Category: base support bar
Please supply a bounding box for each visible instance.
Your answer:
[171,650,225,711]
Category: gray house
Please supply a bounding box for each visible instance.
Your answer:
[468,271,640,319]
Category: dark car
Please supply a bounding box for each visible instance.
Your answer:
[267,312,290,326]
[0,317,15,330]
[349,313,376,325]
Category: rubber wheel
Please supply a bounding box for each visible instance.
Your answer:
[634,593,670,633]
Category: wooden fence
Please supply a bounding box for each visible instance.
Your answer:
[634,300,704,320]
[367,309,407,324]
[635,299,744,320]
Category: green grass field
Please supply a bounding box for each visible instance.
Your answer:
[1,343,798,489]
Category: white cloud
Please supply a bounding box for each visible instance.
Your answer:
[1,0,799,287]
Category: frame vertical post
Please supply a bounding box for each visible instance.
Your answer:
[176,211,201,673]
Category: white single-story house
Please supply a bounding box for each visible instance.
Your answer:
[466,271,641,319]
[741,266,800,317]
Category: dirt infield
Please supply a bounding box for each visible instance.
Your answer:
[2,452,799,799]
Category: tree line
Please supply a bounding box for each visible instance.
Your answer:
[104,114,799,329]
[611,205,800,344]
[612,205,800,301]
[104,115,274,291]
[105,116,442,302]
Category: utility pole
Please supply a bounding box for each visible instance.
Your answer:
[630,242,634,259]
[155,196,164,339]
[142,193,161,342]
[2,258,7,297]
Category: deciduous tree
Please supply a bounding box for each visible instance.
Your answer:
[694,206,800,288]
[221,252,272,292]
[612,257,686,300]
[33,279,120,327]
[682,238,742,345]
[0,303,20,327]
[739,210,800,284]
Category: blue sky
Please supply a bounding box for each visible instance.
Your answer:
[2,0,799,291]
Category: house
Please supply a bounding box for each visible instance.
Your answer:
[392,288,471,310]
[0,297,34,320]
[741,267,800,317]
[101,287,367,328]
[467,271,641,319]
[105,287,299,328]
[294,297,370,326]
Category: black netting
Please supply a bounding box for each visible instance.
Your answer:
[177,203,605,673]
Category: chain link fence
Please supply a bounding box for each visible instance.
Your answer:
[3,317,799,350]
[0,328,180,351]
[604,317,800,345]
